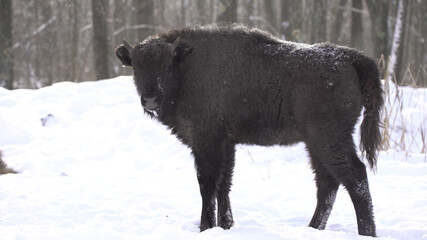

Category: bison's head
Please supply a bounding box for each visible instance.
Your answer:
[115,37,188,115]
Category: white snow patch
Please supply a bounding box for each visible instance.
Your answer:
[0,76,426,239]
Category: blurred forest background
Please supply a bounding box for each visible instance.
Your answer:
[0,0,426,89]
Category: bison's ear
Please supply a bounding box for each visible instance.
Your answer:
[172,38,192,59]
[115,42,132,67]
[169,37,181,56]
[168,37,192,59]
[179,40,193,57]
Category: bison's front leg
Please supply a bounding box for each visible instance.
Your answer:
[194,162,216,230]
[192,139,235,231]
[194,148,219,231]
[216,143,235,230]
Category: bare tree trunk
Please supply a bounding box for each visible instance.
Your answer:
[181,0,186,26]
[217,0,237,23]
[351,0,364,50]
[416,0,427,87]
[311,0,326,43]
[113,0,125,45]
[196,0,207,25]
[158,0,167,28]
[209,0,216,24]
[70,0,79,82]
[330,0,346,44]
[388,0,407,83]
[54,1,64,84]
[264,0,278,34]
[0,0,13,89]
[135,0,154,41]
[34,1,56,87]
[281,0,302,42]
[400,0,413,85]
[92,0,110,80]
[243,0,254,27]
[394,0,409,84]
[366,0,389,59]
[281,0,289,40]
[301,0,312,43]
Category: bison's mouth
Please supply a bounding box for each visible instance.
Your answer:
[144,104,160,111]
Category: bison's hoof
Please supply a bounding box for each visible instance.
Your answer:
[218,218,234,230]
[200,221,216,232]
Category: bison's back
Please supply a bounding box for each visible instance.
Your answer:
[168,26,364,145]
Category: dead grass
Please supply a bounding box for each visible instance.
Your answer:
[0,150,17,175]
[380,56,427,162]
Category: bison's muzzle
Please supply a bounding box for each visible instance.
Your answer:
[141,95,161,111]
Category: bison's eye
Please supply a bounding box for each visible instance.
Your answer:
[166,65,172,73]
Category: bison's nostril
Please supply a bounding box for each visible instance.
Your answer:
[144,96,159,104]
[141,95,160,110]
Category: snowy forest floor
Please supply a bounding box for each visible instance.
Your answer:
[0,76,426,240]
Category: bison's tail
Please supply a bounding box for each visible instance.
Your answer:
[353,56,384,171]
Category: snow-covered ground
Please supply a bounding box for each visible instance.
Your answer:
[0,76,426,240]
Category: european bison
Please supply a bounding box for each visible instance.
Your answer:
[115,24,383,237]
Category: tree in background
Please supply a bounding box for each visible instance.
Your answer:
[311,0,326,43]
[4,0,427,88]
[351,0,364,50]
[281,0,302,42]
[217,0,237,23]
[366,0,389,60]
[92,0,110,80]
[0,0,13,89]
[196,0,208,25]
[263,0,279,35]
[388,0,407,83]
[415,0,427,87]
[135,0,155,42]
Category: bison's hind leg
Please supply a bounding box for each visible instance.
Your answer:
[344,150,376,237]
[306,135,376,237]
[307,148,339,230]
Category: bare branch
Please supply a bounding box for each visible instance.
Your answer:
[12,16,57,50]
